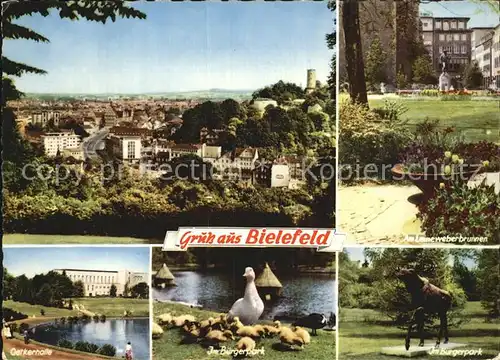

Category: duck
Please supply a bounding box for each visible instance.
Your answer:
[236,336,256,351]
[171,314,197,327]
[205,329,234,346]
[279,327,305,349]
[292,313,327,335]
[227,267,264,325]
[326,312,336,330]
[262,320,281,337]
[152,322,164,339]
[212,314,228,330]
[292,326,311,345]
[236,325,260,338]
[181,325,200,344]
[157,313,172,325]
[229,316,244,333]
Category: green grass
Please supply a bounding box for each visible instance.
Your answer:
[2,234,152,244]
[70,297,149,317]
[4,298,149,319]
[339,302,499,359]
[369,99,499,143]
[4,300,76,318]
[153,303,335,360]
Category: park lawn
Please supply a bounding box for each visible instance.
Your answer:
[369,99,499,143]
[2,234,153,244]
[70,297,149,317]
[339,302,499,359]
[3,300,76,318]
[153,302,336,360]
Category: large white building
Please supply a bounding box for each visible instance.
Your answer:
[31,111,61,127]
[471,27,495,88]
[42,130,81,157]
[492,24,500,88]
[54,268,149,297]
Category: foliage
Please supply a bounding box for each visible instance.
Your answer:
[57,339,74,349]
[110,284,117,297]
[452,259,479,301]
[365,37,387,86]
[371,100,408,123]
[2,308,28,322]
[417,182,500,241]
[130,282,149,299]
[75,341,99,353]
[412,55,437,85]
[19,323,30,333]
[73,281,85,298]
[476,249,500,317]
[396,70,408,89]
[339,99,412,180]
[252,80,305,105]
[326,0,336,99]
[463,61,483,89]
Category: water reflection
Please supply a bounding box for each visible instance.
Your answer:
[31,318,150,359]
[154,271,336,319]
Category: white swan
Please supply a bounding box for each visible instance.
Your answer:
[227,267,264,325]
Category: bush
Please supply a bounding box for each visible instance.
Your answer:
[2,308,28,322]
[40,309,45,316]
[97,344,117,357]
[93,315,100,322]
[339,99,412,180]
[74,341,98,353]
[57,339,73,349]
[9,323,18,333]
[417,182,500,242]
[99,314,107,322]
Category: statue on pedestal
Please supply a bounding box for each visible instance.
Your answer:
[439,50,450,73]
[438,51,451,91]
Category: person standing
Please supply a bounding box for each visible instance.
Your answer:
[125,341,133,360]
[23,329,29,344]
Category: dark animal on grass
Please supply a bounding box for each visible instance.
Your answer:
[292,313,327,336]
[396,268,452,350]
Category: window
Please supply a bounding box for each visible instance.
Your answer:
[461,45,467,54]
[439,34,445,41]
[461,34,467,41]
[458,21,465,29]
[443,21,449,31]
[127,141,136,160]
[450,21,456,29]
[435,20,442,29]
[454,45,460,54]
[447,34,453,41]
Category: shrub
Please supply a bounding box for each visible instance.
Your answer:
[2,308,28,322]
[9,323,18,333]
[417,182,500,242]
[40,309,45,316]
[97,344,117,357]
[339,99,412,180]
[87,343,99,353]
[57,339,73,349]
[99,314,106,322]
[74,341,98,353]
[93,315,100,322]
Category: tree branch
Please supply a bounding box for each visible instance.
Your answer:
[3,22,50,42]
[2,57,48,77]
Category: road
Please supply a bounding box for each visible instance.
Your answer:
[82,128,109,161]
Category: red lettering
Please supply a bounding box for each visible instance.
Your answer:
[281,233,292,244]
[299,233,310,245]
[179,231,192,250]
[246,229,260,244]
[265,232,276,244]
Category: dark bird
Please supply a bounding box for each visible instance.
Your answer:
[292,313,327,336]
[327,312,336,329]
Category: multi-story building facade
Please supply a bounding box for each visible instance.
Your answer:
[493,25,500,88]
[472,27,497,88]
[31,111,61,127]
[42,130,81,157]
[54,268,149,297]
[421,16,472,81]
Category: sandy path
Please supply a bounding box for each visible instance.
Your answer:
[3,337,106,360]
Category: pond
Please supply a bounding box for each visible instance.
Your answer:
[30,318,150,359]
[153,271,336,319]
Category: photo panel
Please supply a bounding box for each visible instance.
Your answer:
[2,246,152,360]
[338,247,499,359]
[3,0,337,247]
[151,245,338,360]
[337,0,499,245]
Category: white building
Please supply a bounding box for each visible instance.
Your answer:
[492,24,500,88]
[31,111,61,127]
[252,98,278,113]
[54,268,149,297]
[270,164,290,188]
[42,130,81,157]
[472,28,495,87]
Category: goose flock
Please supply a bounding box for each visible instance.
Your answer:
[152,266,335,354]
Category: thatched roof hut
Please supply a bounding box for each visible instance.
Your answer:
[154,264,175,288]
[255,263,283,300]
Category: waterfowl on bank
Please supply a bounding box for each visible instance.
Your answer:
[157,313,172,325]
[236,325,260,338]
[292,313,327,335]
[229,316,244,333]
[279,327,305,349]
[171,314,197,327]
[236,336,256,351]
[152,322,164,339]
[205,329,234,345]
[292,326,311,345]
[227,267,264,325]
[262,320,281,337]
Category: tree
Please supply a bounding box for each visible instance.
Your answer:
[412,55,437,85]
[341,0,368,105]
[326,0,336,99]
[3,267,16,300]
[35,284,54,307]
[365,37,387,86]
[130,282,149,299]
[396,69,408,90]
[476,249,499,317]
[110,284,117,298]
[73,281,85,298]
[463,61,483,89]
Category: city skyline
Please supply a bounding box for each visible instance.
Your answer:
[3,247,150,278]
[4,2,333,94]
